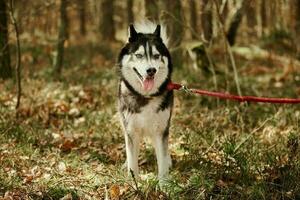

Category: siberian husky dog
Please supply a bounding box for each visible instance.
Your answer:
[117,21,173,182]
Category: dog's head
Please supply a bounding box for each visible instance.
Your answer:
[118,23,172,96]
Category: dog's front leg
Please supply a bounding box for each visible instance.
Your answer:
[152,130,172,181]
[124,130,140,178]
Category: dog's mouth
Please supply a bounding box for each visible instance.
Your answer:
[133,67,154,92]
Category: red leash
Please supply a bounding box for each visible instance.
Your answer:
[167,82,300,104]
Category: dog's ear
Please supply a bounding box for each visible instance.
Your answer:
[153,25,161,38]
[129,24,138,42]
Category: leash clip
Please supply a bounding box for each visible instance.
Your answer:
[180,85,192,94]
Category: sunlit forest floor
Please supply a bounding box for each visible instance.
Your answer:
[1,33,300,199]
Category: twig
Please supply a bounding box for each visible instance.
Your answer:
[129,169,145,198]
[105,185,109,200]
[233,117,271,154]
[213,0,242,96]
[8,0,21,115]
[130,169,139,191]
[0,126,13,135]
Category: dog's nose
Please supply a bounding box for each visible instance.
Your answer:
[146,68,157,76]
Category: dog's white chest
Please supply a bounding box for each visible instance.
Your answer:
[126,97,171,137]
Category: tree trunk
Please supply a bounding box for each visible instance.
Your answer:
[54,0,68,76]
[296,0,300,35]
[163,0,183,67]
[270,0,277,29]
[64,1,70,39]
[127,0,134,24]
[189,0,198,39]
[201,0,213,41]
[226,0,248,46]
[145,0,159,21]
[0,0,12,79]
[246,0,257,27]
[8,0,21,112]
[220,0,228,23]
[295,0,300,57]
[77,0,86,36]
[260,0,267,35]
[100,0,115,41]
[245,0,257,37]
[164,0,183,47]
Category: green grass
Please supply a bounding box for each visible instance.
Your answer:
[1,42,300,199]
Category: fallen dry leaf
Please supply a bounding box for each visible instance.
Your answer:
[110,184,120,200]
[23,174,34,184]
[60,139,76,151]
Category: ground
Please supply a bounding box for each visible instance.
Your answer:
[1,34,300,199]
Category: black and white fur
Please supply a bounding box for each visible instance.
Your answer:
[117,22,173,182]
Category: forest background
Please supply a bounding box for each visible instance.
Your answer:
[1,0,300,199]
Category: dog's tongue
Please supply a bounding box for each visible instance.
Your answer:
[143,78,154,91]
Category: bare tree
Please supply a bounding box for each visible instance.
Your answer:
[54,0,68,76]
[145,0,159,21]
[269,0,277,29]
[127,0,134,24]
[0,0,12,79]
[214,0,242,96]
[295,0,300,57]
[246,0,257,27]
[296,0,300,33]
[220,0,228,23]
[163,0,183,67]
[7,0,21,113]
[164,0,183,46]
[77,0,86,36]
[226,0,248,46]
[100,0,115,41]
[201,0,213,41]
[260,0,267,35]
[189,0,198,39]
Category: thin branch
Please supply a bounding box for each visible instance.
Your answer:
[205,45,219,105]
[8,0,21,114]
[219,0,228,16]
[0,42,8,54]
[213,0,242,96]
[233,117,271,154]
[130,169,139,191]
[129,169,145,198]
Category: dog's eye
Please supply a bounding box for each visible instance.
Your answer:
[153,54,160,60]
[135,54,143,59]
